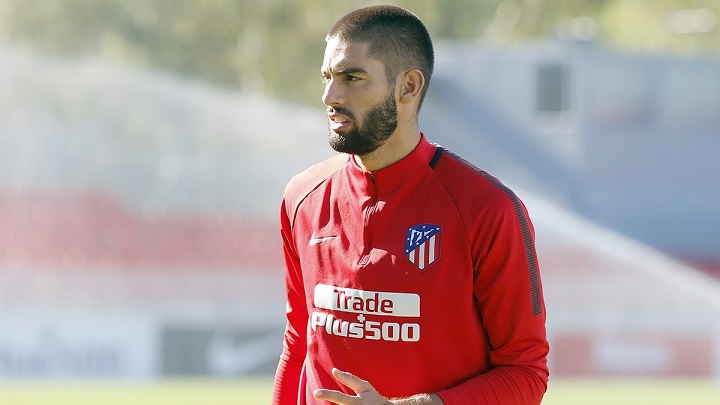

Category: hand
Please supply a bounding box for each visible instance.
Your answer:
[313,368,391,405]
[313,369,444,405]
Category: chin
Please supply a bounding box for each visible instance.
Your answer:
[328,131,345,149]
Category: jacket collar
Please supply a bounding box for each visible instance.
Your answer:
[345,133,437,192]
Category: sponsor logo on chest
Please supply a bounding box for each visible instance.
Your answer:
[314,284,420,317]
[312,284,421,342]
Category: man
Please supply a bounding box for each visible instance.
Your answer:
[273,5,549,405]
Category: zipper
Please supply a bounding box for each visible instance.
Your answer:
[358,172,377,266]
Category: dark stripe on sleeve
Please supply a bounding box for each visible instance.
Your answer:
[429,145,445,168]
[440,149,543,316]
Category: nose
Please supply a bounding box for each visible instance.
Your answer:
[322,77,342,107]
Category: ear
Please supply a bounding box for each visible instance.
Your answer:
[398,69,425,105]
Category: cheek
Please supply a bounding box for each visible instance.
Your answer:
[353,88,388,110]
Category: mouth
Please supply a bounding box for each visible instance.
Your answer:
[328,112,353,132]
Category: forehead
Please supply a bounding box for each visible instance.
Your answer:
[322,37,384,75]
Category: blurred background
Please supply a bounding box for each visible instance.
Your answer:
[1,0,719,400]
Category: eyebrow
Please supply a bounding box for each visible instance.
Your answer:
[338,67,367,75]
[322,66,368,76]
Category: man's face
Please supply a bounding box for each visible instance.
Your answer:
[321,38,398,155]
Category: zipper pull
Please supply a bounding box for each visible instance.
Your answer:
[369,172,376,184]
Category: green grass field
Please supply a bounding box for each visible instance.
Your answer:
[1,377,719,404]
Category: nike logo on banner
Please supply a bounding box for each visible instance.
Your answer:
[309,233,339,246]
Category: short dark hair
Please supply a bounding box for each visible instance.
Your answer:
[327,5,434,110]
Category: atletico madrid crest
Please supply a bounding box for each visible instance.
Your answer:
[404,224,441,270]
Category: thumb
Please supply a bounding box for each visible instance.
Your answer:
[331,368,376,395]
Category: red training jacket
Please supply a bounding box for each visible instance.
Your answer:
[273,135,549,405]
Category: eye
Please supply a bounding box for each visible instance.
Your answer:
[345,75,361,82]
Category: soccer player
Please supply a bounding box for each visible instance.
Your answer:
[273,5,549,405]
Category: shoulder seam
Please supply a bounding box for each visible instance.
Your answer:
[285,154,349,231]
[438,149,543,316]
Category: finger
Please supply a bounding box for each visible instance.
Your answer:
[314,388,358,405]
[331,368,376,394]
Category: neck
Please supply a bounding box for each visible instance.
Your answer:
[354,122,421,171]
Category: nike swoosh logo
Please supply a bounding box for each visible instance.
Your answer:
[309,233,339,246]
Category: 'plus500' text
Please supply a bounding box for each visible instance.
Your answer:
[311,311,420,342]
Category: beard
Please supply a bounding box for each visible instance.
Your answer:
[327,90,398,155]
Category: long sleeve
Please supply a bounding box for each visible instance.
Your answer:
[436,190,549,405]
[272,199,309,405]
